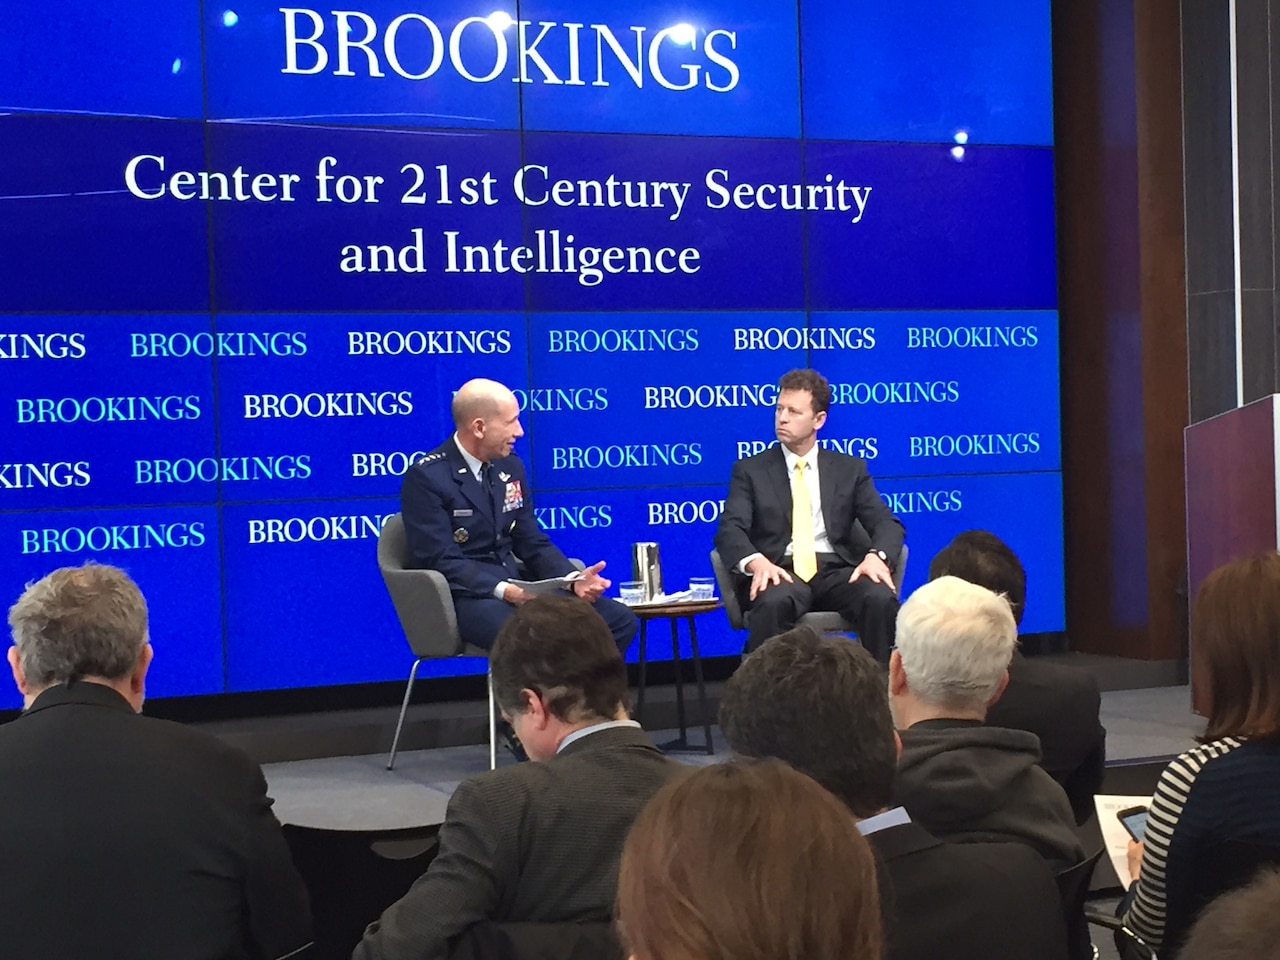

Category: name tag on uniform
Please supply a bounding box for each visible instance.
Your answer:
[452,509,473,517]
[502,480,524,512]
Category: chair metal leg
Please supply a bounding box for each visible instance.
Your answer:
[487,667,497,771]
[387,658,424,770]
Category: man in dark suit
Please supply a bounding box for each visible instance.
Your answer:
[719,627,1069,960]
[401,377,636,654]
[928,530,1106,825]
[354,594,684,960]
[714,368,905,659]
[1,563,312,960]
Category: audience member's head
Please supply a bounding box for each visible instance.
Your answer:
[7,562,153,711]
[719,626,897,818]
[890,576,1017,728]
[490,594,629,761]
[617,759,881,960]
[1192,552,1280,742]
[927,529,1027,626]
[1178,868,1280,960]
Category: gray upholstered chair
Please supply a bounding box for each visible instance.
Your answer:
[709,536,909,637]
[377,512,496,771]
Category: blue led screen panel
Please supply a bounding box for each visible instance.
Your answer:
[800,0,1054,145]
[0,0,204,119]
[0,0,1063,697]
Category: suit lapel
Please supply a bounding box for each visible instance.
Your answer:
[817,447,839,538]
[448,445,495,524]
[766,445,792,519]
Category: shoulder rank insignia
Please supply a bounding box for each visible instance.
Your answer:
[416,452,446,467]
[453,527,469,543]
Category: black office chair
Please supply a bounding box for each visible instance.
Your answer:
[283,823,437,960]
[1055,849,1105,960]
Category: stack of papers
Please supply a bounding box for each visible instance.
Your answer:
[510,572,583,594]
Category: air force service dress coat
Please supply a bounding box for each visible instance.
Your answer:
[401,439,574,598]
[399,438,637,651]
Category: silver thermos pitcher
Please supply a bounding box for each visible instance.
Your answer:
[631,542,663,601]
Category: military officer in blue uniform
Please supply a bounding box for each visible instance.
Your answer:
[400,378,637,654]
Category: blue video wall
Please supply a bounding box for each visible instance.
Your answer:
[0,0,1061,704]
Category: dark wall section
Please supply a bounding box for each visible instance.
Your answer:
[1055,0,1188,660]
[1182,0,1238,421]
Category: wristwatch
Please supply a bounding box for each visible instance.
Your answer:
[868,549,888,562]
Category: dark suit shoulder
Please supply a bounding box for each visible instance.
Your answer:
[406,438,456,474]
[137,713,261,771]
[452,730,676,806]
[816,446,870,475]
[988,656,1102,744]
[733,445,785,473]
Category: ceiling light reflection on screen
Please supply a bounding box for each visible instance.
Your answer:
[668,23,698,46]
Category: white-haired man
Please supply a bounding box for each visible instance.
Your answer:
[889,576,1083,867]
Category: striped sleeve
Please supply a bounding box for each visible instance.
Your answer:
[1122,737,1242,949]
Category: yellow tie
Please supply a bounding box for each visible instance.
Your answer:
[791,460,817,582]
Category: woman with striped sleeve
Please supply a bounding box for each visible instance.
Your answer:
[1122,552,1280,958]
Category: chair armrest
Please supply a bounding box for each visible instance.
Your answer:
[710,549,745,630]
[1085,910,1156,960]
[381,567,462,658]
[893,544,909,596]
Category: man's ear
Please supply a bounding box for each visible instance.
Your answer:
[986,668,1010,709]
[130,643,154,696]
[813,409,828,431]
[7,647,30,696]
[888,650,907,696]
[522,688,551,729]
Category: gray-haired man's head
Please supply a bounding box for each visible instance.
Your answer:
[7,563,152,710]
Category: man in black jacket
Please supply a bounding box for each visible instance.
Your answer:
[714,368,905,659]
[928,530,1106,825]
[720,626,1069,960]
[1,563,312,960]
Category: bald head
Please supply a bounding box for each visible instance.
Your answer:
[452,378,515,428]
[452,379,524,461]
